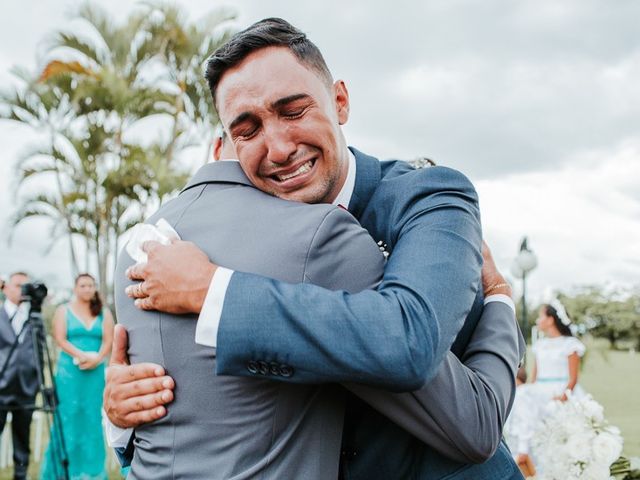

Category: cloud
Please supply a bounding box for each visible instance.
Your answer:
[477,138,640,298]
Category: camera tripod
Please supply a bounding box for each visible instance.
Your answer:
[0,284,69,480]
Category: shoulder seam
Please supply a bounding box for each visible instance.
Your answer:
[302,207,341,284]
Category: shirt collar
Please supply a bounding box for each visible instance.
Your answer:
[332,149,356,208]
[3,299,19,317]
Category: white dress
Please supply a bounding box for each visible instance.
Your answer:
[504,335,587,457]
[531,335,586,399]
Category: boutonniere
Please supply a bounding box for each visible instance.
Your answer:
[377,240,390,259]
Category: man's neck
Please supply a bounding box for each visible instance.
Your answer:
[331,149,356,207]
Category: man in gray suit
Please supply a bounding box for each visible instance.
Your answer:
[113,151,385,478]
[108,133,522,478]
[0,272,37,480]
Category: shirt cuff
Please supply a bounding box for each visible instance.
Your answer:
[195,267,234,348]
[484,294,516,314]
[102,409,133,448]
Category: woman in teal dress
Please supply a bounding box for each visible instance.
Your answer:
[41,274,114,480]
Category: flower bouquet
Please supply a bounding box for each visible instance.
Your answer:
[531,394,623,479]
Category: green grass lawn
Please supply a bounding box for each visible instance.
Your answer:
[1,341,638,478]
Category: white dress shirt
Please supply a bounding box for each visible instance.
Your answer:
[3,300,29,342]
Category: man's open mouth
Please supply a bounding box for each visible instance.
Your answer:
[272,160,315,182]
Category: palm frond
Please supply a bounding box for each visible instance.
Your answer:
[39,60,97,82]
[48,31,104,66]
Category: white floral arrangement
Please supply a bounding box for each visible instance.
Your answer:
[530,393,624,480]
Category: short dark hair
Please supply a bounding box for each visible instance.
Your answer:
[205,18,333,106]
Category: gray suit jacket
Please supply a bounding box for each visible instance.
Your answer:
[114,161,385,479]
[0,305,38,404]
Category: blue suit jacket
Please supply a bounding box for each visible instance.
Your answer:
[216,149,522,478]
[216,149,483,389]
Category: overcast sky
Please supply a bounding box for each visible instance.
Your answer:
[0,0,638,300]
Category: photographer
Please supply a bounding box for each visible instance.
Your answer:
[0,272,37,480]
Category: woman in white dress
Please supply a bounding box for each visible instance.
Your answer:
[531,302,586,402]
[505,301,587,475]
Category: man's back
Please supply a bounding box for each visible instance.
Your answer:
[114,161,384,479]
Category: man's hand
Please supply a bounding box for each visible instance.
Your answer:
[481,241,512,298]
[104,325,175,428]
[125,240,216,313]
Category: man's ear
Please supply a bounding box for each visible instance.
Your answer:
[212,136,223,161]
[334,80,350,125]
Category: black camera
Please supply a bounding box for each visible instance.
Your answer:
[21,282,48,308]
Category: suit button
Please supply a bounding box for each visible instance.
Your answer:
[279,365,294,377]
[258,361,269,375]
[269,362,280,376]
[246,361,258,374]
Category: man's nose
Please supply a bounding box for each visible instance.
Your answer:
[263,123,296,164]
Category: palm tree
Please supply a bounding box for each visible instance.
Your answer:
[138,3,236,163]
[34,3,235,295]
[3,3,237,297]
[1,68,84,276]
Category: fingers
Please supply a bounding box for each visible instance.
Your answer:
[122,405,168,427]
[481,240,491,261]
[106,362,166,383]
[480,239,512,297]
[141,240,162,254]
[134,297,155,310]
[118,389,174,416]
[113,375,174,401]
[104,362,175,428]
[125,282,147,299]
[126,262,148,281]
[110,325,130,366]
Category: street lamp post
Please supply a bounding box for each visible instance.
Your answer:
[511,237,538,343]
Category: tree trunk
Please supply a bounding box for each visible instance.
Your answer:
[50,129,80,277]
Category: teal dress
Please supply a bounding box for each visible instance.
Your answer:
[41,307,107,480]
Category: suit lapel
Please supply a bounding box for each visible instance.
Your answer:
[0,306,16,341]
[181,161,255,193]
[348,147,382,220]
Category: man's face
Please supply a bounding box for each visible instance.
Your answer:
[3,274,28,305]
[216,46,350,204]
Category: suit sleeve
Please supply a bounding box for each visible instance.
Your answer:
[302,208,384,293]
[215,168,482,391]
[345,301,526,463]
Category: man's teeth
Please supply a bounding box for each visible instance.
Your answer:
[277,161,313,181]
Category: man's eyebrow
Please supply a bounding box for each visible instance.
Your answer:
[271,93,311,110]
[228,112,254,132]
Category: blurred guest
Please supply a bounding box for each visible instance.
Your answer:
[41,274,113,480]
[504,366,537,478]
[0,272,37,480]
[506,302,586,476]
